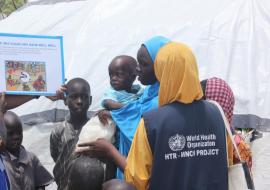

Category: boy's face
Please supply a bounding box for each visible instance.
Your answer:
[4,112,23,154]
[137,46,157,85]
[109,59,135,91]
[66,82,91,117]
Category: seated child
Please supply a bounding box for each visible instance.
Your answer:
[102,179,136,190]
[67,156,104,190]
[2,111,53,190]
[101,55,143,110]
[50,78,115,190]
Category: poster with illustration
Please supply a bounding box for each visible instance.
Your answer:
[0,33,65,96]
[5,61,47,92]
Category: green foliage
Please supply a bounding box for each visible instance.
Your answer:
[0,0,27,17]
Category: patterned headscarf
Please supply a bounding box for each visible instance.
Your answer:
[205,77,235,125]
[154,42,203,106]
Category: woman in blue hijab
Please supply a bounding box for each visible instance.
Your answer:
[111,36,170,178]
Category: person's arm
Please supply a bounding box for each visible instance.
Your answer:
[50,128,61,162]
[31,152,53,190]
[124,119,153,190]
[0,93,7,151]
[5,95,35,110]
[5,85,67,110]
[103,99,124,110]
[76,138,127,171]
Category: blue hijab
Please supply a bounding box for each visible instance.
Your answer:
[111,36,170,179]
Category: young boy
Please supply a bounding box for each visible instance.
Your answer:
[102,179,136,190]
[67,156,104,190]
[50,78,92,190]
[2,111,53,190]
[51,78,116,190]
[101,55,143,110]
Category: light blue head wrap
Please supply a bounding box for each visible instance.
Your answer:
[143,36,171,62]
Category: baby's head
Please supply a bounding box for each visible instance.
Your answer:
[109,55,137,92]
[102,179,136,190]
[68,156,104,190]
[4,111,23,155]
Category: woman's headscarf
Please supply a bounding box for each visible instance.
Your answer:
[154,42,203,106]
[143,36,171,62]
[203,77,236,166]
[205,77,235,125]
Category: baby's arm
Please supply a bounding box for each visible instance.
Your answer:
[103,99,124,110]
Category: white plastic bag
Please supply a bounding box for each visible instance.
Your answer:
[76,116,116,152]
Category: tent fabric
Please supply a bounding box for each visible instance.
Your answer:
[0,0,270,189]
[0,0,269,122]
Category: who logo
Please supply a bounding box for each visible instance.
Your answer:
[168,134,186,151]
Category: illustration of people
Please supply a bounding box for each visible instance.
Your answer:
[33,75,46,91]
[22,83,31,91]
[7,75,14,87]
[13,62,18,72]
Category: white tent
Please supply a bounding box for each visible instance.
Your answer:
[1,0,270,189]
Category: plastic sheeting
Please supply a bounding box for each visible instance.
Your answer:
[1,0,270,189]
[1,0,269,118]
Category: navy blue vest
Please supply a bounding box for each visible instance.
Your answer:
[143,101,228,190]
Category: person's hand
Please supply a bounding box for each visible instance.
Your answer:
[97,109,112,125]
[47,85,67,101]
[76,138,114,159]
[0,92,7,114]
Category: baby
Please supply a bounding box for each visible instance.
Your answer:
[101,55,143,110]
[77,55,143,147]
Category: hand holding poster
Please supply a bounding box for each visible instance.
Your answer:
[0,33,65,96]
